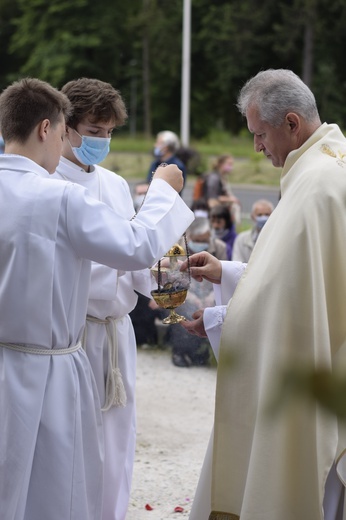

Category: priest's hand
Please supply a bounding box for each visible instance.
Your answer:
[180,309,207,338]
[152,164,184,193]
[180,251,222,284]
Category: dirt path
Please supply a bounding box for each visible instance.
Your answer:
[126,348,216,519]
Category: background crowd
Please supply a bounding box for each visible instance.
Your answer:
[130,132,276,367]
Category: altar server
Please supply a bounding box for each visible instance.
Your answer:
[52,77,172,520]
[0,77,193,520]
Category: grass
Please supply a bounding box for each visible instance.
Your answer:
[106,133,281,186]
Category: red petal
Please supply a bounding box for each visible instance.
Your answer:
[174,506,184,513]
[145,504,154,511]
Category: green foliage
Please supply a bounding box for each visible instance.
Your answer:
[6,0,141,86]
[1,0,346,135]
[103,133,280,186]
[198,129,256,158]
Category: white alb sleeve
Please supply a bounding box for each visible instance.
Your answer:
[203,261,247,361]
[204,305,227,362]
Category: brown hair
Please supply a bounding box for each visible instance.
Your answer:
[61,78,128,129]
[212,154,233,171]
[210,204,232,229]
[0,77,71,143]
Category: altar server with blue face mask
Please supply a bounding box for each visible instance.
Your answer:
[51,78,193,520]
[61,79,117,171]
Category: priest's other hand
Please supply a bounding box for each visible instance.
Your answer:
[180,309,207,338]
[180,251,222,284]
[153,164,183,193]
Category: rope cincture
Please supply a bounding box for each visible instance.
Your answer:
[84,315,127,411]
[0,341,82,355]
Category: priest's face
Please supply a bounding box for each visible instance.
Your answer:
[246,105,295,168]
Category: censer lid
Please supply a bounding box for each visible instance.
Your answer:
[164,243,186,257]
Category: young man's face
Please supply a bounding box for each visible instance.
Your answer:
[63,117,115,167]
[246,105,294,168]
[75,117,115,140]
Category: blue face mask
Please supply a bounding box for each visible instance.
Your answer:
[188,241,209,253]
[153,146,163,158]
[255,215,270,230]
[70,130,111,165]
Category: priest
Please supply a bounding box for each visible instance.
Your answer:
[181,69,346,520]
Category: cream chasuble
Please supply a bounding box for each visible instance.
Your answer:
[210,123,346,520]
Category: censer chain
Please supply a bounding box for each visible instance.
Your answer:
[130,162,191,291]
[156,232,190,294]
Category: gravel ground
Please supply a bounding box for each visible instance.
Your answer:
[126,347,216,520]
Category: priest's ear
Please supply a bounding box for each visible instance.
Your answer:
[285,113,300,135]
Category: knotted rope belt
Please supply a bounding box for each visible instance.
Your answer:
[0,341,82,355]
[84,315,127,411]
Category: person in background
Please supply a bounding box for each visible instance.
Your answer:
[190,198,210,219]
[168,217,227,367]
[129,292,166,349]
[180,68,346,520]
[146,130,187,192]
[186,217,227,259]
[203,153,241,224]
[129,182,168,352]
[51,77,194,520]
[232,198,274,262]
[209,204,237,260]
[130,130,188,349]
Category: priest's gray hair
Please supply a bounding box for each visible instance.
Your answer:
[157,130,180,152]
[188,217,211,238]
[237,69,320,128]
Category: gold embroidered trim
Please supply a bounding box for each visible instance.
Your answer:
[320,144,346,167]
[209,512,240,520]
[320,144,337,158]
